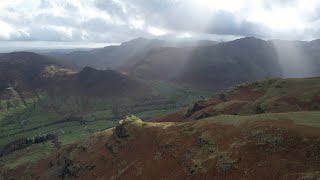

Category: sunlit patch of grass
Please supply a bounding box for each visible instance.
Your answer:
[3,141,54,169]
[144,122,176,129]
[58,120,117,145]
[202,111,320,127]
[84,109,114,121]
[41,65,77,79]
[140,80,214,106]
[135,109,178,120]
[213,100,247,111]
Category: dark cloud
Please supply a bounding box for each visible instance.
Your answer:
[205,11,270,37]
[38,0,52,9]
[94,0,127,22]
[109,1,270,38]
[81,18,113,33]
[262,0,298,10]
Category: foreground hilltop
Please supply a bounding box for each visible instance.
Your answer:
[2,77,320,179]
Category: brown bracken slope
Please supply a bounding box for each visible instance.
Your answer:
[1,77,320,180]
[153,77,320,122]
[2,114,320,179]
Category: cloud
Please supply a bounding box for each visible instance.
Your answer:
[94,0,127,22]
[0,0,319,43]
[0,20,13,40]
[205,11,270,37]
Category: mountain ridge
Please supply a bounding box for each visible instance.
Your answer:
[48,37,320,90]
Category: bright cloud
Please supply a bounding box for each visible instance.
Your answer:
[147,27,168,36]
[0,0,319,43]
[0,20,13,40]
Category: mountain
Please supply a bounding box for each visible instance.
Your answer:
[56,37,320,90]
[164,39,218,48]
[0,51,210,157]
[0,52,66,92]
[128,37,282,89]
[127,37,320,89]
[0,52,147,98]
[54,38,167,70]
[270,39,320,77]
[51,38,218,71]
[2,77,319,179]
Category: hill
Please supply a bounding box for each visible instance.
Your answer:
[51,37,320,90]
[0,52,211,158]
[129,37,320,89]
[52,38,218,71]
[0,52,149,152]
[55,38,168,70]
[130,37,283,89]
[1,77,319,179]
[0,52,148,98]
[0,52,68,92]
[153,77,320,121]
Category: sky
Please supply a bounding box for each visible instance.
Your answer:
[0,0,320,49]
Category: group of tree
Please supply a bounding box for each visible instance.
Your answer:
[0,132,57,157]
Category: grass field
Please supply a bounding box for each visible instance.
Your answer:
[0,119,118,169]
[3,141,54,169]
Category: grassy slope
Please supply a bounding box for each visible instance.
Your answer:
[231,77,320,114]
[0,80,213,169]
[201,111,320,127]
[173,77,320,121]
[1,77,319,173]
[2,113,320,179]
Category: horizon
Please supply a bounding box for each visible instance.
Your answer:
[0,36,319,53]
[1,0,320,52]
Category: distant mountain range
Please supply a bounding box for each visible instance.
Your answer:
[47,37,320,90]
[2,37,320,93]
[48,38,217,70]
[0,38,319,179]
